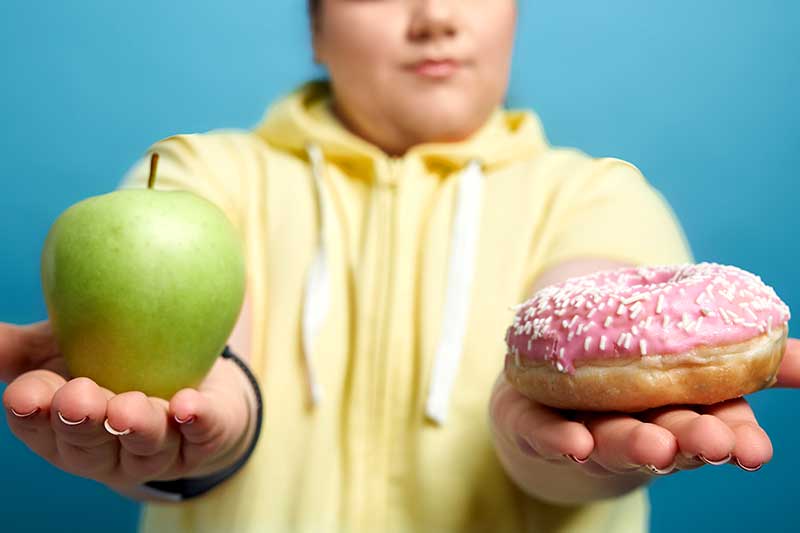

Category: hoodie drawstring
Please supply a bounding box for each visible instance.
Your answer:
[424,159,484,425]
[301,145,485,425]
[301,143,329,406]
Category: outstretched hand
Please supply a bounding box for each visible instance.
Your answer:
[1,320,252,493]
[490,337,799,481]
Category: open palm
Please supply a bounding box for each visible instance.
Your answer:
[491,338,800,476]
[1,320,250,491]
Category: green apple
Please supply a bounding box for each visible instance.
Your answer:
[40,154,246,399]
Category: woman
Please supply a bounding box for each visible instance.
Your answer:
[3,1,799,531]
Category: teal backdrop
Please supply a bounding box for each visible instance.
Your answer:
[1,1,797,532]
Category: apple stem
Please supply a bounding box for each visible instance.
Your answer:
[147,153,160,190]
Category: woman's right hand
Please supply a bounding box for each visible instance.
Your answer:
[1,320,255,495]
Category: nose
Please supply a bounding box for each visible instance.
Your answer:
[408,0,458,42]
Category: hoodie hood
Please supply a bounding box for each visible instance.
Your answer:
[254,80,548,173]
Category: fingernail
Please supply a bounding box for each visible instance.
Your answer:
[174,414,196,425]
[57,410,88,426]
[698,453,732,466]
[564,454,590,464]
[103,418,132,436]
[644,462,676,475]
[10,407,40,418]
[733,456,762,472]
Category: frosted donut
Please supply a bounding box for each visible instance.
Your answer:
[504,263,791,412]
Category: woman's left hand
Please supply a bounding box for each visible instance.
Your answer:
[489,338,800,478]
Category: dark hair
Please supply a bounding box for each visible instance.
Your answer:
[308,0,320,19]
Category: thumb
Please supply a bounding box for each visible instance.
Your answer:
[773,338,800,388]
[0,321,59,383]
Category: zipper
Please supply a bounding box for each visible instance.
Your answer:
[367,154,401,530]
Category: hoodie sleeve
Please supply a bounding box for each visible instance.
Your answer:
[534,156,694,278]
[117,132,251,234]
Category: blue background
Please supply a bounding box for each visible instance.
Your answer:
[1,1,797,531]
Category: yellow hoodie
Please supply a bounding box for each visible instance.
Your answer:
[119,81,692,532]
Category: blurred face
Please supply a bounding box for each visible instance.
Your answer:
[313,0,517,156]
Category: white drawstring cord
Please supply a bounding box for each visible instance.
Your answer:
[425,160,485,425]
[301,143,330,407]
[300,149,485,423]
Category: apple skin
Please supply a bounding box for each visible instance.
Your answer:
[40,188,246,399]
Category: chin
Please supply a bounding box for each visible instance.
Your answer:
[401,103,492,144]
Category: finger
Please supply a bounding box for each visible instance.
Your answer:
[2,369,65,460]
[702,398,772,470]
[774,338,800,388]
[50,377,114,448]
[0,322,28,382]
[170,388,233,447]
[644,406,736,466]
[105,391,180,482]
[0,322,58,383]
[105,391,177,457]
[586,414,677,474]
[508,396,594,462]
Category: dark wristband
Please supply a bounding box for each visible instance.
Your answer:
[141,345,263,501]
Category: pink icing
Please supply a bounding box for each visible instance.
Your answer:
[505,263,791,375]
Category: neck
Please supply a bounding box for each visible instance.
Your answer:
[329,100,413,157]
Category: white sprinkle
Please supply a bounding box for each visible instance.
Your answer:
[695,293,705,306]
[567,330,575,341]
[624,334,632,350]
[645,316,653,329]
[569,315,579,328]
[721,289,735,302]
[576,323,584,335]
[630,302,643,319]
[562,319,569,329]
[617,304,627,316]
[640,339,648,355]
[584,337,593,352]
[662,315,671,329]
[632,325,640,335]
[696,316,704,332]
[604,316,613,328]
[768,315,773,334]
[622,293,649,305]
[656,294,665,314]
[700,307,713,316]
[559,347,565,360]
[588,308,597,318]
[598,302,606,311]
[555,361,566,373]
[617,333,627,347]
[719,308,732,325]
[600,336,607,350]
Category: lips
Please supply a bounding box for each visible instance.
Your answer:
[409,58,462,79]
